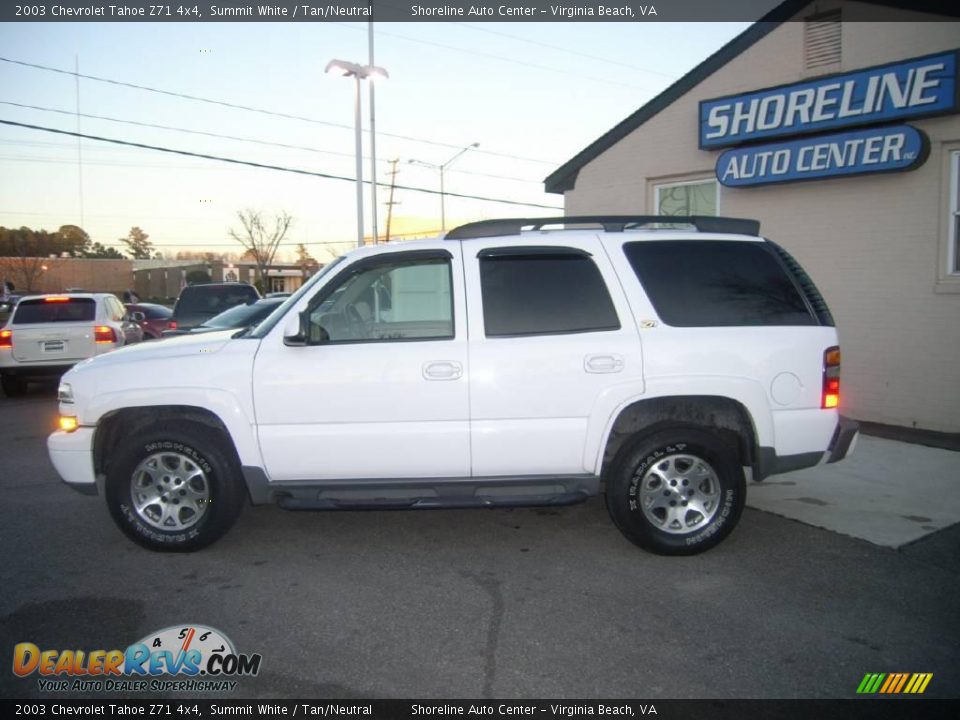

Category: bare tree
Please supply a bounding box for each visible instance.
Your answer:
[228,210,293,291]
[0,228,51,291]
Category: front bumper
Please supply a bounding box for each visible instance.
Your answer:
[47,427,98,495]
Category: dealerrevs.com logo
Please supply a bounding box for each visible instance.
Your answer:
[12,624,262,693]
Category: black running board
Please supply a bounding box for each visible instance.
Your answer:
[241,471,600,511]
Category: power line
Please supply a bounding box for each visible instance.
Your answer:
[0,56,559,166]
[454,22,680,79]
[0,119,563,210]
[334,22,656,91]
[0,102,542,184]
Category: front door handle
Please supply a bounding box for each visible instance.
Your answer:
[423,361,463,381]
[584,354,624,373]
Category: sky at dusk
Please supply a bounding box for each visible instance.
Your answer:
[0,20,754,260]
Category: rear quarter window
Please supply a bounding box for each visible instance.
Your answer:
[623,240,816,327]
[13,298,96,324]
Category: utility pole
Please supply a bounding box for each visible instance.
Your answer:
[384,159,400,243]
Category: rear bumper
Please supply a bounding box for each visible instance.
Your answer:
[826,415,860,464]
[47,427,99,495]
[754,414,859,480]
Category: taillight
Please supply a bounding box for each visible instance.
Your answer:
[0,329,12,348]
[44,296,70,303]
[822,346,841,409]
[168,320,177,330]
[94,326,117,344]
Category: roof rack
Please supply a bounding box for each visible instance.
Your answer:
[445,215,760,240]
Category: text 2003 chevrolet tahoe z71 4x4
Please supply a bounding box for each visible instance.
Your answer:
[48,216,858,554]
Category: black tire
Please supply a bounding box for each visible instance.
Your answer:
[1,374,27,398]
[105,422,246,552]
[605,428,746,556]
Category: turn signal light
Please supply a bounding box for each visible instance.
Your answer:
[822,346,841,409]
[0,329,11,348]
[59,415,79,432]
[94,326,117,344]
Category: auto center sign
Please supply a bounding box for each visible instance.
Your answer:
[699,50,958,187]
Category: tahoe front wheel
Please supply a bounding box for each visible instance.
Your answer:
[605,428,746,555]
[105,422,246,552]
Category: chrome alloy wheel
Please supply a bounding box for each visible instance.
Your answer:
[638,453,722,534]
[130,452,210,531]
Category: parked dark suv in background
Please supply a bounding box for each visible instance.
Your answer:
[166,283,260,333]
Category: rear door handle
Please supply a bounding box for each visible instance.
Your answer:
[584,354,624,373]
[423,361,463,381]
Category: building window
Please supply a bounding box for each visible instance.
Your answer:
[804,11,841,70]
[951,151,960,275]
[654,179,718,217]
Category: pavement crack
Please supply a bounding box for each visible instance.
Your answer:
[462,571,504,699]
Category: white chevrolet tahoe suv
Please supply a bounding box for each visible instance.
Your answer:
[47,216,858,555]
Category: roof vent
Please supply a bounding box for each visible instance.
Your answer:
[805,11,841,70]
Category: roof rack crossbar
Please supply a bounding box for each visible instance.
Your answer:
[445,215,760,240]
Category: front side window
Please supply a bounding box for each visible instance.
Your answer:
[655,179,718,216]
[479,250,620,337]
[624,240,817,327]
[307,256,453,343]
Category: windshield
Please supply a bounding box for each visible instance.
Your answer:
[202,300,282,329]
[248,256,346,339]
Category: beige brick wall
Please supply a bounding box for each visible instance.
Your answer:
[0,258,134,296]
[563,14,960,432]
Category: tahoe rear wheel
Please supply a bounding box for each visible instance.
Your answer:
[105,422,246,552]
[605,428,746,555]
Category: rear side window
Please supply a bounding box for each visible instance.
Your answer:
[623,240,816,327]
[13,298,96,324]
[479,250,620,337]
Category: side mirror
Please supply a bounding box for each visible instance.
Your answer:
[130,312,145,323]
[283,310,309,346]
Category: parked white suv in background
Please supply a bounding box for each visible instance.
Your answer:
[1,293,142,397]
[47,216,858,554]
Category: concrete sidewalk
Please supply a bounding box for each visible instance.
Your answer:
[747,434,960,548]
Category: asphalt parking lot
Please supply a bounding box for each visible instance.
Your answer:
[1,385,958,700]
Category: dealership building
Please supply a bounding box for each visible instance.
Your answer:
[546,0,960,433]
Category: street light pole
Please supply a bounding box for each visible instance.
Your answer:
[353,73,364,249]
[408,142,478,234]
[368,17,379,244]
[325,59,389,248]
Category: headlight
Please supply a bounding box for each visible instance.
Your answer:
[58,382,74,404]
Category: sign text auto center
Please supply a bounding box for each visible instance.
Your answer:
[699,50,958,186]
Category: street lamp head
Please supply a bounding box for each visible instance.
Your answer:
[366,65,389,82]
[325,59,365,77]
[470,142,480,148]
[325,59,389,81]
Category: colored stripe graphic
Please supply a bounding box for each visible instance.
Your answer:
[857,672,932,694]
[893,673,909,693]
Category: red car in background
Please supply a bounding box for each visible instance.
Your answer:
[124,303,173,340]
